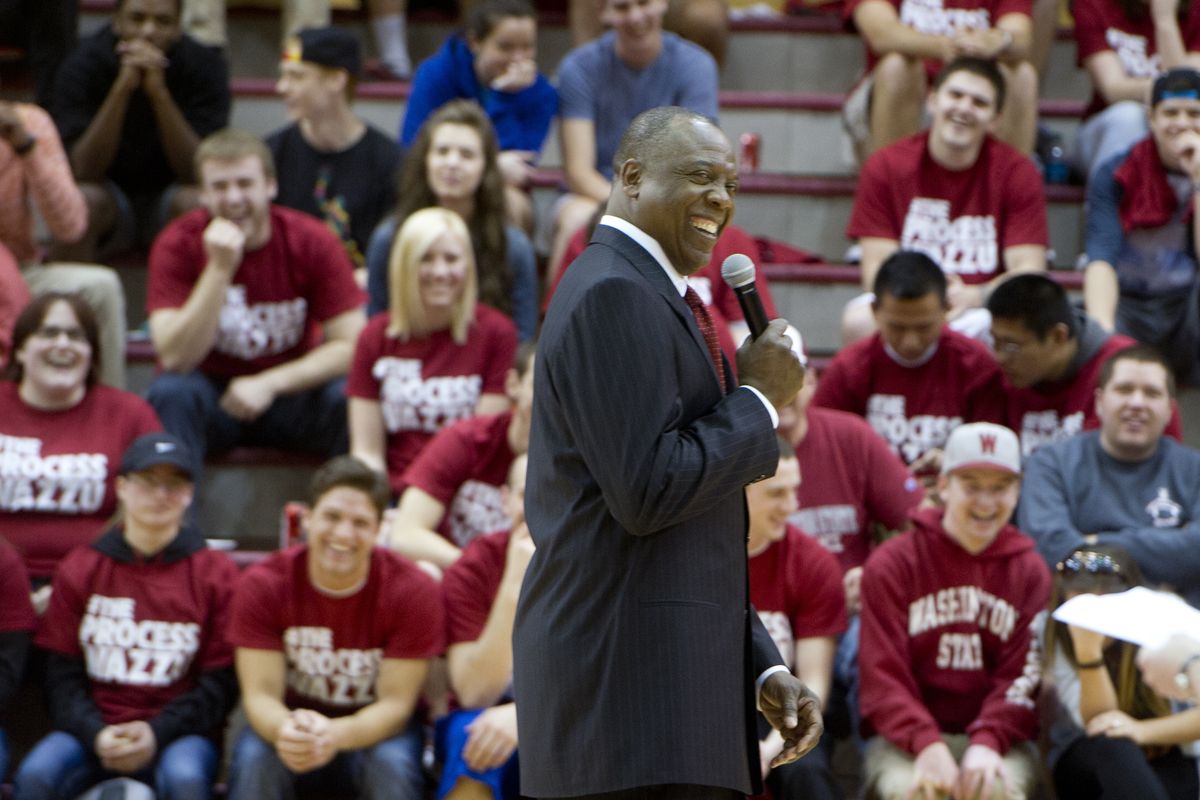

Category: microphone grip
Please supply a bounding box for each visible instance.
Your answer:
[735,284,770,339]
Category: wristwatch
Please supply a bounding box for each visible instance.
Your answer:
[1174,653,1200,692]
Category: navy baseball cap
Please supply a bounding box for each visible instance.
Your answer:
[287,27,362,77]
[1152,68,1200,107]
[119,433,195,480]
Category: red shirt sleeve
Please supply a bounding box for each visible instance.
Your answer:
[295,215,366,323]
[195,552,240,672]
[1072,0,1112,63]
[146,211,207,314]
[786,531,848,639]
[993,0,1032,19]
[847,148,902,241]
[380,555,445,659]
[346,314,387,400]
[34,549,92,656]
[443,531,509,646]
[226,559,287,652]
[402,417,488,506]
[999,150,1049,248]
[479,309,519,394]
[812,341,871,414]
[0,546,35,633]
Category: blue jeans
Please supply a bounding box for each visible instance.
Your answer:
[13,730,218,800]
[225,723,425,800]
[146,371,350,478]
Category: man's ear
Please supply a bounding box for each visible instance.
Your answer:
[618,158,642,198]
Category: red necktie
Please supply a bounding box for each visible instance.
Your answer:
[684,286,727,393]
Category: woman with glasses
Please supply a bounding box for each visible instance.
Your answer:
[1043,544,1200,800]
[14,433,239,800]
[0,293,160,582]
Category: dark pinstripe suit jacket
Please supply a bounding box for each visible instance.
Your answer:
[514,225,785,797]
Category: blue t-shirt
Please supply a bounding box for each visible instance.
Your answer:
[556,31,719,178]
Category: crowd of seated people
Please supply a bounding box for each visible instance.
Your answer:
[4,0,1200,797]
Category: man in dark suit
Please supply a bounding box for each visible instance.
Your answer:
[513,106,822,799]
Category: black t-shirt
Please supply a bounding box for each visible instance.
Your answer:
[266,123,402,268]
[50,25,230,194]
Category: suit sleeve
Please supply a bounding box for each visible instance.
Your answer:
[545,275,777,537]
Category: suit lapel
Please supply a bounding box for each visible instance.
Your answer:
[591,226,726,392]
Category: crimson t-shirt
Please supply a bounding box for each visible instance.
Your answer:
[35,541,238,725]
[0,383,161,578]
[793,407,925,572]
[813,328,1007,465]
[147,205,365,377]
[1074,0,1200,118]
[443,530,510,647]
[346,307,518,495]
[846,0,1033,78]
[401,411,516,548]
[847,132,1048,284]
[0,544,35,633]
[227,545,444,717]
[749,525,848,670]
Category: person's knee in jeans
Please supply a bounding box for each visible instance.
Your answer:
[154,735,219,800]
[13,730,99,800]
[358,726,425,800]
[225,726,293,800]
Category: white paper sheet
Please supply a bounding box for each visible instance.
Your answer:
[1051,587,1200,647]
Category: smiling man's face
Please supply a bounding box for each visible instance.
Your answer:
[623,118,737,275]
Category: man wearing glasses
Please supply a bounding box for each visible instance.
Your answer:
[1018,344,1200,608]
[987,273,1182,456]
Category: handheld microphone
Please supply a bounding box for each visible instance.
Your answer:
[720,253,770,339]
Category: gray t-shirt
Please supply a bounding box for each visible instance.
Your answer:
[556,31,719,179]
[1019,431,1200,607]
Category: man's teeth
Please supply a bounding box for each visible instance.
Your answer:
[692,218,717,235]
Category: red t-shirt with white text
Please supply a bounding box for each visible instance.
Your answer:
[401,412,516,549]
[793,407,925,572]
[1074,0,1200,118]
[0,383,161,577]
[147,205,364,377]
[227,545,444,717]
[846,0,1033,78]
[813,329,1007,464]
[847,132,1047,284]
[346,307,517,495]
[749,525,848,669]
[35,541,238,725]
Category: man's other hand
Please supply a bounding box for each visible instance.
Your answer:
[737,319,805,410]
[759,671,823,766]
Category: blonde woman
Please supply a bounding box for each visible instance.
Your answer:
[348,207,517,496]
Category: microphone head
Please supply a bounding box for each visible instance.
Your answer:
[720,253,756,289]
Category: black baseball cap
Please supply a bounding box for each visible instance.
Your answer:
[286,27,362,77]
[119,433,195,480]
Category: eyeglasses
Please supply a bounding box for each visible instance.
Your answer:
[992,337,1030,356]
[33,325,88,343]
[1057,551,1122,575]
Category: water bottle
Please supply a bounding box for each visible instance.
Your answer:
[1044,143,1070,184]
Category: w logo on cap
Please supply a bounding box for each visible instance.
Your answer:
[979,433,997,454]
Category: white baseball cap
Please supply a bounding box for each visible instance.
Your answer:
[941,423,1021,476]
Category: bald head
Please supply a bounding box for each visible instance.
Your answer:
[607,106,736,275]
[612,106,715,174]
